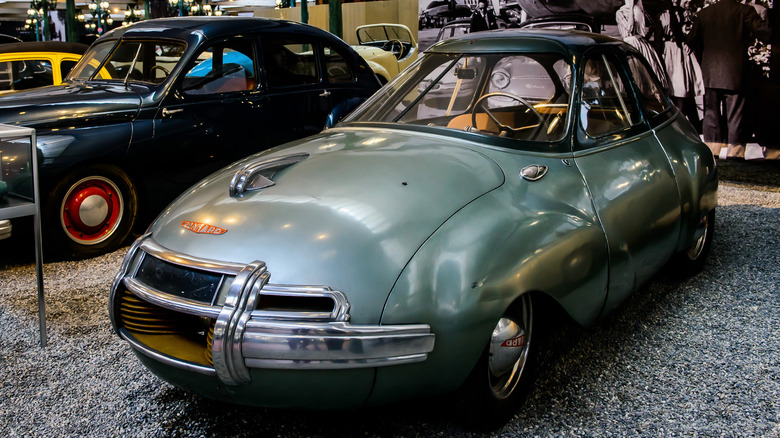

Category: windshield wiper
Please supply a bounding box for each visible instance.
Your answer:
[124,44,143,88]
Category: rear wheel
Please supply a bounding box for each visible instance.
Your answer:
[459,294,536,427]
[46,164,138,259]
[670,209,714,277]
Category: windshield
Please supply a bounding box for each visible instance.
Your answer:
[358,25,413,45]
[67,40,186,84]
[345,52,573,143]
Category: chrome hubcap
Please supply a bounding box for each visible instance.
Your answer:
[687,215,709,260]
[60,176,124,245]
[487,294,532,400]
[78,194,110,227]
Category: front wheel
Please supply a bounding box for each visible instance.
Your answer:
[46,164,138,259]
[458,294,536,427]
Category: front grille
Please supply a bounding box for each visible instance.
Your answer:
[113,238,353,374]
[118,290,199,334]
[117,289,214,366]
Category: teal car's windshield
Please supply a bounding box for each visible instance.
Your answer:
[346,52,573,142]
[67,40,186,84]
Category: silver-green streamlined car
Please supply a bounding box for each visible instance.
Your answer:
[110,29,717,424]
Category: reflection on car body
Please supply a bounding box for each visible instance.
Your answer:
[110,29,716,427]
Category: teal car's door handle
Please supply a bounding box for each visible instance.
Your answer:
[520,165,548,181]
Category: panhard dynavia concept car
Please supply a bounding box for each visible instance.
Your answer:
[110,29,717,423]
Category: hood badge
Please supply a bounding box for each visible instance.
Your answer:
[181,221,227,235]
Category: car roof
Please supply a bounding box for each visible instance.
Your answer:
[0,41,89,55]
[99,16,340,45]
[426,28,623,56]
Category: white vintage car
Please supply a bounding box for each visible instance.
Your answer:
[353,23,418,84]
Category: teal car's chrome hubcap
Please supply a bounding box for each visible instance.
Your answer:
[488,294,532,400]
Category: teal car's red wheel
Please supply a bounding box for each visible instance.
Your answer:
[48,164,138,259]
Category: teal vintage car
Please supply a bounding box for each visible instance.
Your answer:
[109,29,717,424]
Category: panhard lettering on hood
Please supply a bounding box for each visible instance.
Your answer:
[181,221,227,235]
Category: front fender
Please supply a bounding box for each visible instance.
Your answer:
[36,123,132,184]
[368,157,609,404]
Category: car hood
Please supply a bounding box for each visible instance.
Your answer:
[149,127,505,323]
[0,82,143,129]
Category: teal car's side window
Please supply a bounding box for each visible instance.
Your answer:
[579,53,641,138]
[625,54,672,118]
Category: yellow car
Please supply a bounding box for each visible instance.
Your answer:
[354,24,418,84]
[0,41,88,94]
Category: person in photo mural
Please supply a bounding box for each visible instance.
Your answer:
[470,0,498,33]
[659,0,704,133]
[616,0,671,92]
[686,0,770,159]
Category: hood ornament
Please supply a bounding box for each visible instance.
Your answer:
[230,153,309,197]
[181,221,227,235]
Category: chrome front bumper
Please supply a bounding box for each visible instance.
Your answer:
[110,236,435,386]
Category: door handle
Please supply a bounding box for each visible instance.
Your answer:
[162,108,183,117]
[520,165,548,181]
[319,90,331,97]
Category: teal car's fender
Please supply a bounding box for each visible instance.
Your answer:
[371,154,609,404]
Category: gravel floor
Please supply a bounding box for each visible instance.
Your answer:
[1,180,779,437]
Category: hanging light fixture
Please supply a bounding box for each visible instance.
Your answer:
[26,0,57,41]
[169,0,193,17]
[85,0,113,35]
[187,0,220,16]
[122,3,144,26]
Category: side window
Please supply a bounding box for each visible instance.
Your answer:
[183,39,257,95]
[0,60,54,93]
[262,37,319,87]
[60,60,79,79]
[579,54,640,137]
[626,55,672,117]
[323,46,354,83]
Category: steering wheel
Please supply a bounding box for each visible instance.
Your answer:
[327,65,349,79]
[381,39,404,59]
[150,65,171,81]
[472,92,547,137]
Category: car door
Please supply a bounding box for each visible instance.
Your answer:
[259,34,331,147]
[573,50,682,315]
[149,36,267,186]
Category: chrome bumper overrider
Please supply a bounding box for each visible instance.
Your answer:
[110,236,435,386]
